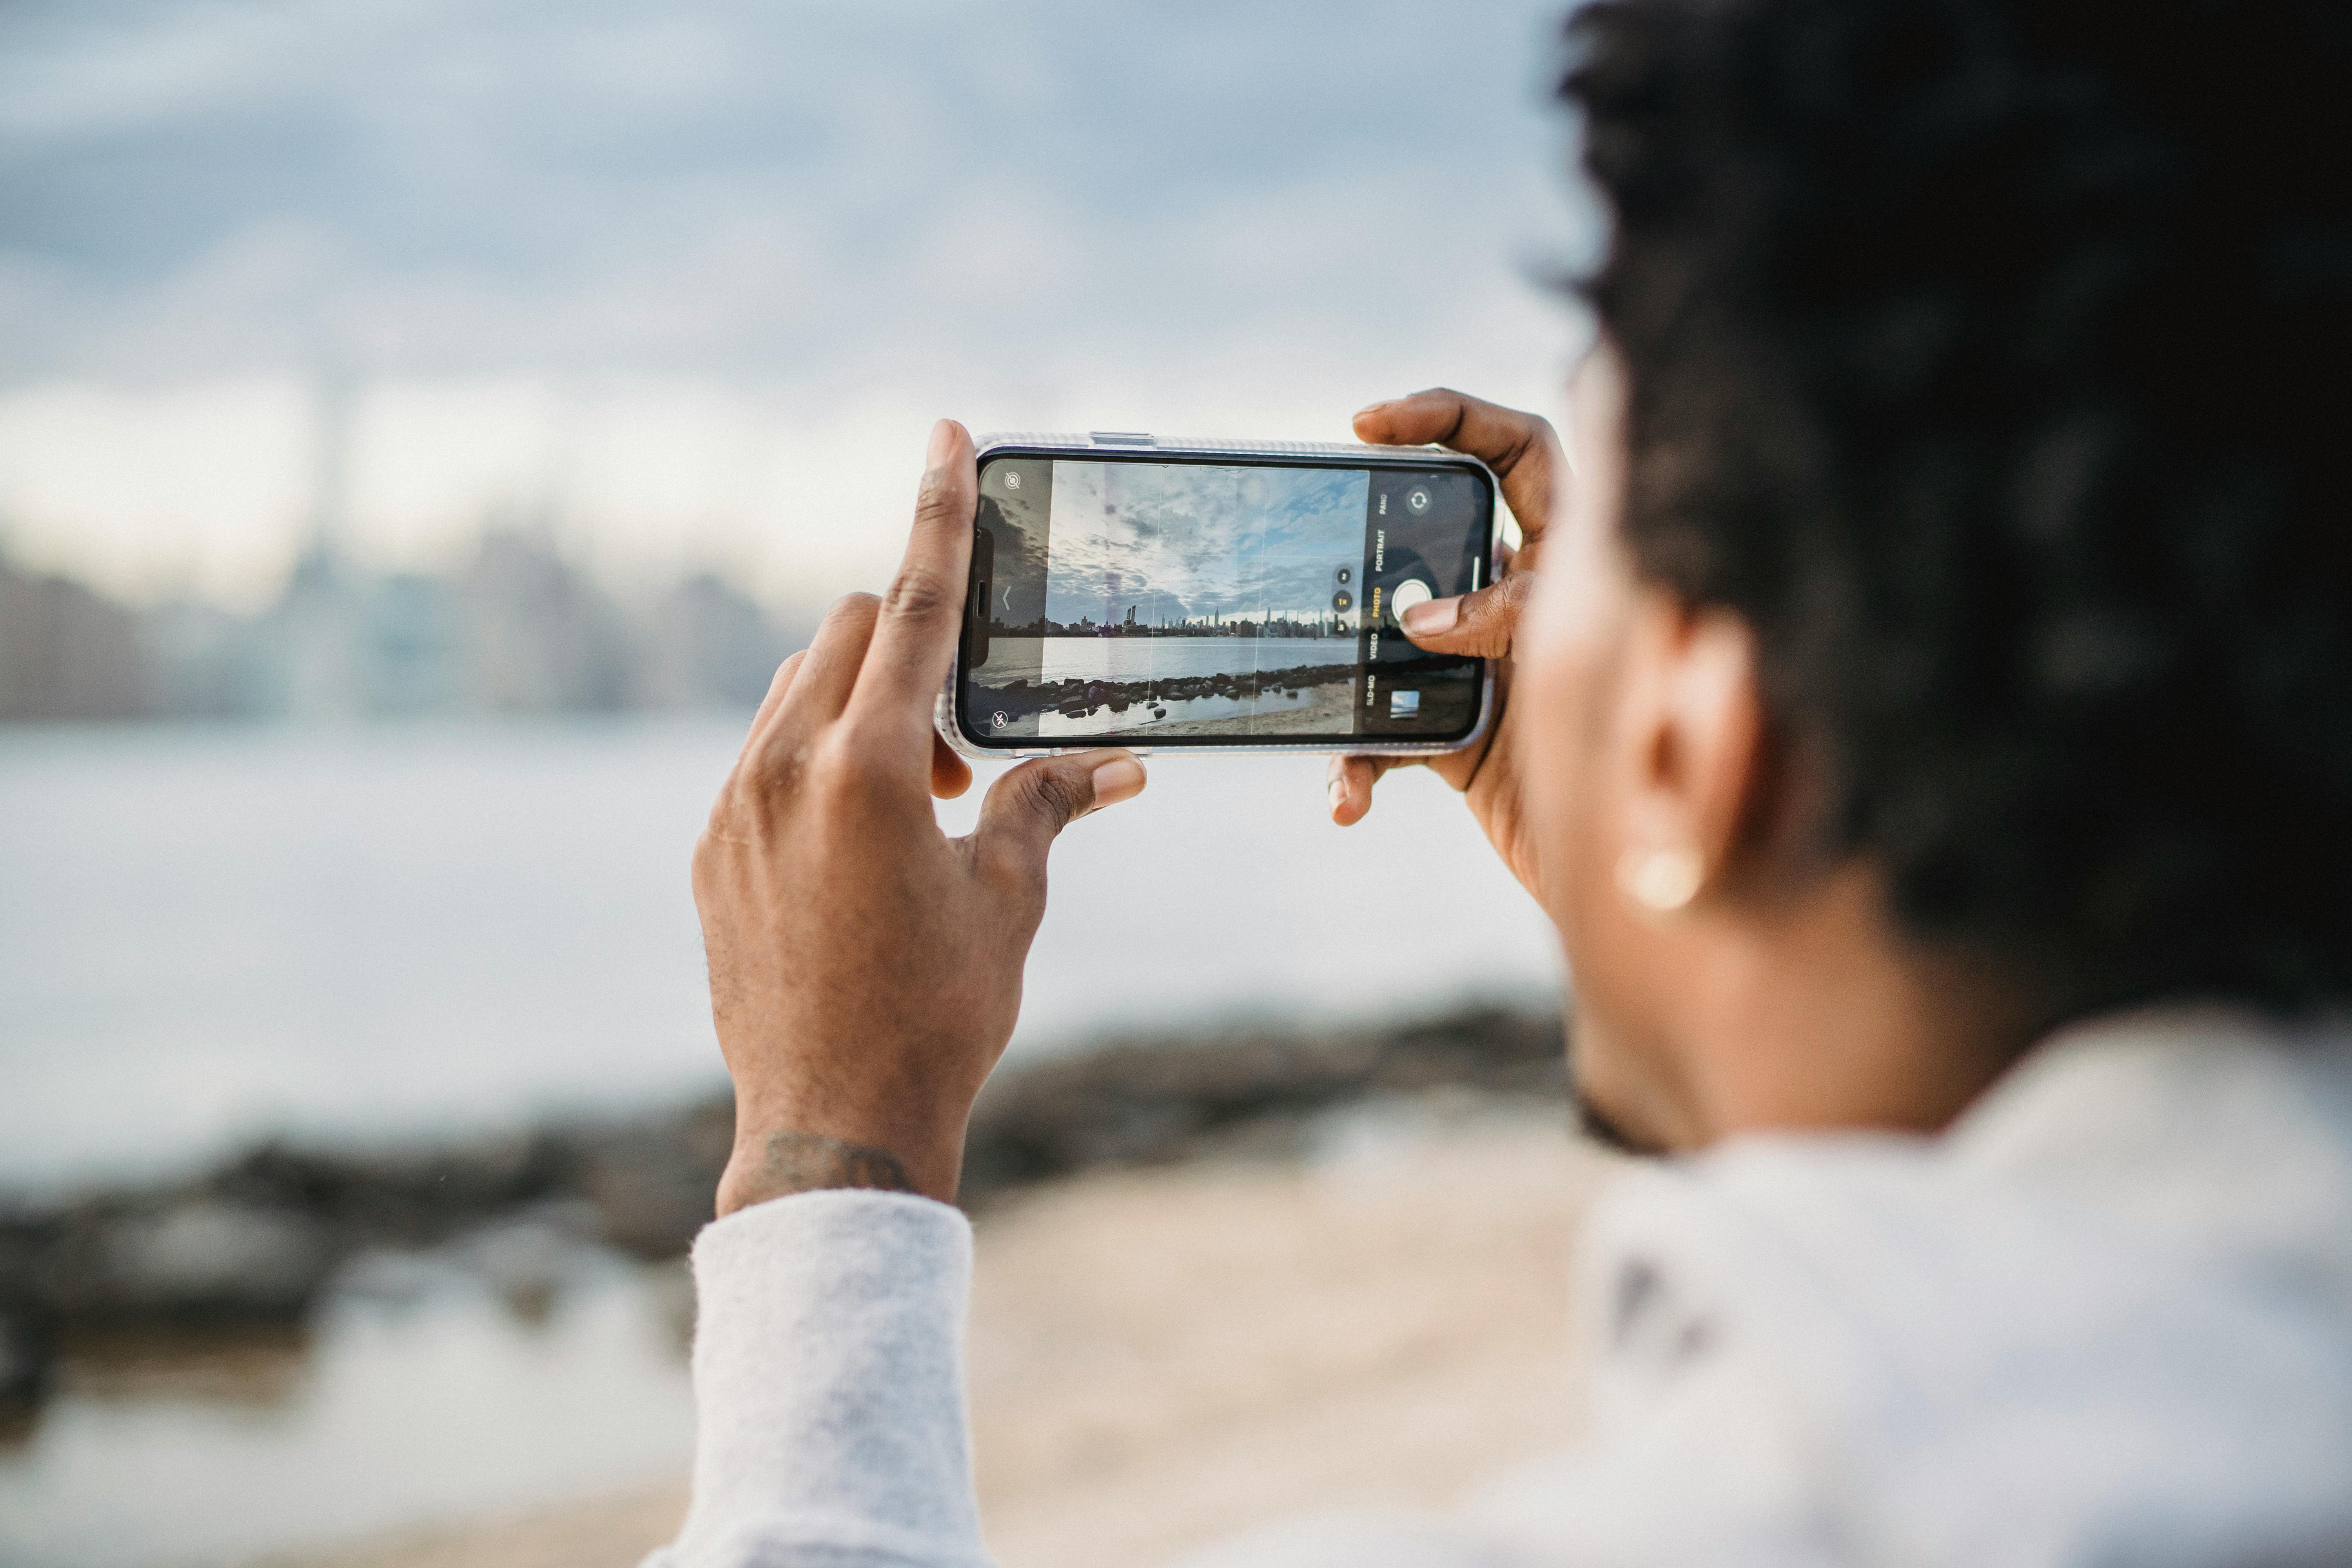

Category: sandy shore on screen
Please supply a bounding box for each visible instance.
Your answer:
[280,1113,1618,1568]
[1139,679,1357,737]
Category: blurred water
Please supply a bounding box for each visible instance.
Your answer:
[0,1243,696,1568]
[0,718,1559,1191]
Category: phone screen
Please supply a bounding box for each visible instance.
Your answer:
[958,452,1493,747]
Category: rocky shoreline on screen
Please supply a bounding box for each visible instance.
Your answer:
[0,1005,1566,1420]
[976,661,1359,722]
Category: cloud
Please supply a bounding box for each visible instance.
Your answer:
[0,0,1601,606]
[1042,462,1369,625]
[0,0,1591,383]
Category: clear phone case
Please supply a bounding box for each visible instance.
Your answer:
[937,431,1503,760]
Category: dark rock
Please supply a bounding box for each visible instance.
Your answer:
[48,1200,340,1323]
[570,1100,733,1259]
[958,1005,1565,1197]
[0,1303,53,1417]
[209,1132,566,1246]
[0,1002,1564,1396]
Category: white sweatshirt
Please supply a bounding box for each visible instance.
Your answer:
[649,1009,2352,1567]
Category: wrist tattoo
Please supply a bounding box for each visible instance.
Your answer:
[745,1129,916,1198]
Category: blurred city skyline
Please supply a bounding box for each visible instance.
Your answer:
[0,0,1598,717]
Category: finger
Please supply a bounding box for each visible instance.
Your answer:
[970,748,1147,885]
[720,649,811,802]
[766,593,881,735]
[744,648,806,740]
[931,729,973,800]
[847,419,978,751]
[1397,572,1539,661]
[1325,752,1403,827]
[1353,389,1564,545]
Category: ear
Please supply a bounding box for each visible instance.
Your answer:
[1611,589,1767,912]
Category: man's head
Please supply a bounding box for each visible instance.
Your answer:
[1518,0,2352,1151]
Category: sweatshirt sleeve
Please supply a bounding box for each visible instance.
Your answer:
[650,1188,995,1568]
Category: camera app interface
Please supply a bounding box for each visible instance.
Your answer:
[961,456,1489,744]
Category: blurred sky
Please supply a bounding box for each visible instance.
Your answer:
[0,0,1597,612]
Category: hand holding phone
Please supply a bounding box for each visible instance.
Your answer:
[694,421,1147,1209]
[1328,390,1568,904]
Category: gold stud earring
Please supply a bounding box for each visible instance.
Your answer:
[1617,846,1703,914]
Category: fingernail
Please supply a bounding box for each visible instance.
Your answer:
[1328,778,1347,818]
[1354,400,1393,419]
[1090,757,1146,808]
[926,419,956,469]
[1403,596,1459,636]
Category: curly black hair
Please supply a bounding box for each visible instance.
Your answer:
[1561,0,2352,1011]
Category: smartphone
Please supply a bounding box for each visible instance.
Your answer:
[942,432,1499,757]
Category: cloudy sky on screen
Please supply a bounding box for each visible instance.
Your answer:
[1042,461,1367,628]
[0,0,1595,608]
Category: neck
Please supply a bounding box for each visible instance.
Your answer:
[1676,865,2044,1146]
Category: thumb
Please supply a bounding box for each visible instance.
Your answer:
[971,749,1147,885]
[1398,572,1537,661]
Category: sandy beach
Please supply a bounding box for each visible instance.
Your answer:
[279,1109,1618,1568]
